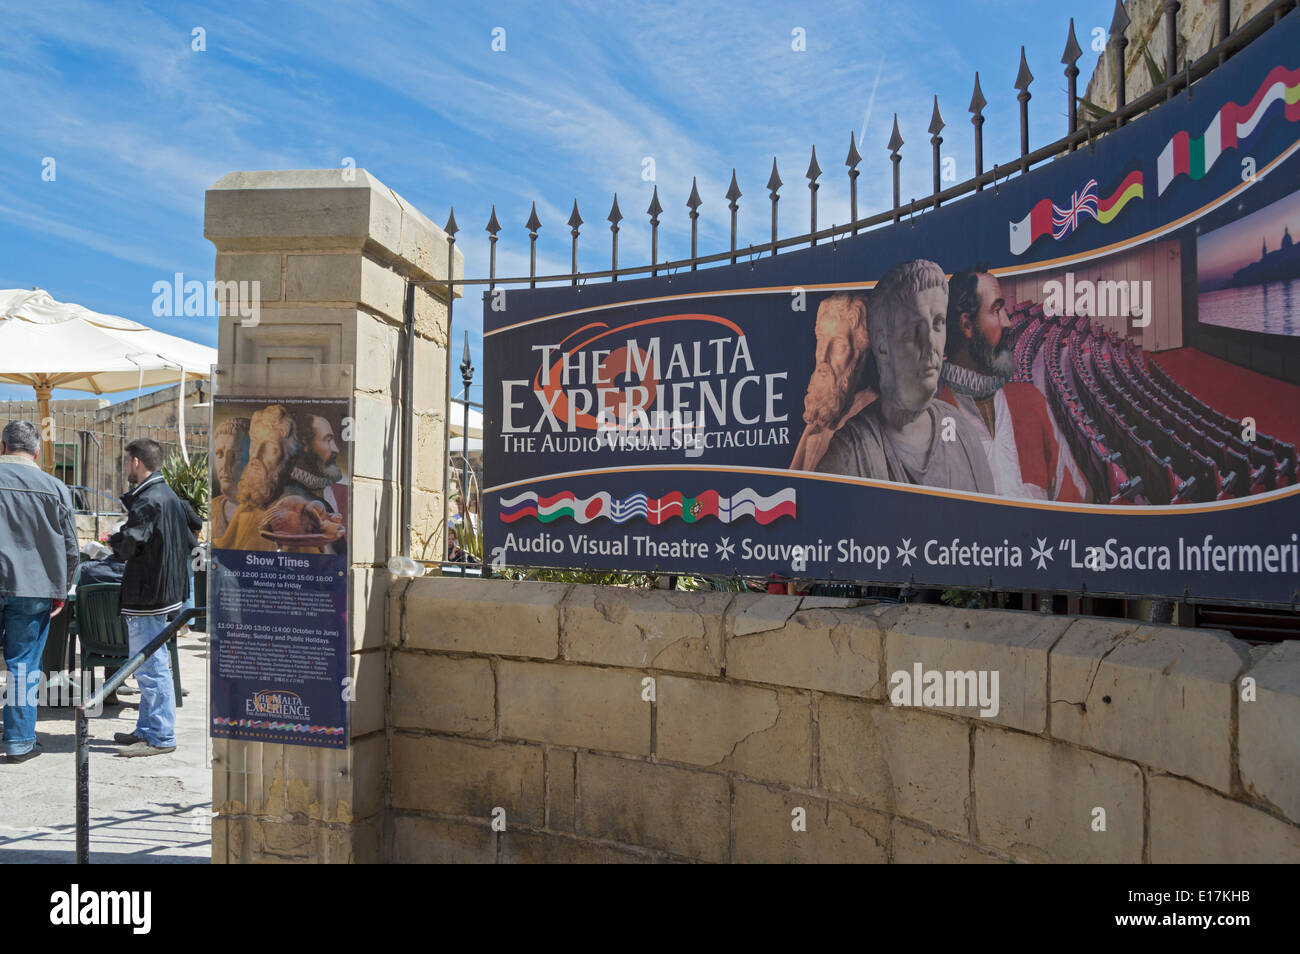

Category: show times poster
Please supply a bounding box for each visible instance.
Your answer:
[484,16,1300,606]
[209,395,351,749]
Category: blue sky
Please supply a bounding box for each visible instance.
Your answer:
[0,0,1114,404]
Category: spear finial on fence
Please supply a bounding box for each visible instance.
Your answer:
[1063,18,1083,147]
[969,73,986,190]
[486,205,501,288]
[445,208,459,310]
[647,186,663,276]
[726,169,742,264]
[526,202,542,289]
[460,327,473,387]
[845,132,862,233]
[1015,47,1034,173]
[1110,0,1131,119]
[806,146,821,245]
[766,158,782,256]
[608,194,623,281]
[928,96,945,206]
[445,207,459,290]
[567,200,582,286]
[887,114,904,224]
[687,177,702,270]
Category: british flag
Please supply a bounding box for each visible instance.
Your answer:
[1051,178,1100,239]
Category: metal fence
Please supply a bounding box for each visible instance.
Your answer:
[0,400,208,516]
[407,0,1297,586]
[425,0,1292,292]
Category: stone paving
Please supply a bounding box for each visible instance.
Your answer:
[0,633,212,863]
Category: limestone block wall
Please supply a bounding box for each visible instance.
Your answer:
[386,577,1300,863]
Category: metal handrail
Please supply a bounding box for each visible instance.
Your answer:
[74,607,201,864]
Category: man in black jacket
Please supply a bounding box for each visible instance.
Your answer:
[108,439,195,757]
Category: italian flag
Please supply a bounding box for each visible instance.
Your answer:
[1157,64,1300,195]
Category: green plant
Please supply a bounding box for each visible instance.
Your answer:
[162,452,210,519]
[940,588,988,610]
[676,574,750,592]
[1076,95,1109,122]
[1134,39,1196,90]
[532,569,658,585]
[495,562,660,587]
[453,517,483,562]
[1141,43,1165,88]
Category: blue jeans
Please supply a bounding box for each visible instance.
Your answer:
[1,596,52,757]
[124,615,176,748]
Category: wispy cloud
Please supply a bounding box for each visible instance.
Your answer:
[0,0,1114,404]
[0,197,201,274]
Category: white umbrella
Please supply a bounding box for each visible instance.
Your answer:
[0,288,218,469]
[449,436,483,454]
[448,399,482,438]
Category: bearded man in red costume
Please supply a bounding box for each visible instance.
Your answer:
[937,269,1088,502]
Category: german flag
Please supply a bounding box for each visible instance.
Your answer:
[1097,161,1144,224]
[1009,161,1145,255]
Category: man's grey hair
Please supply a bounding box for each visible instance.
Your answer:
[869,259,948,345]
[2,420,40,456]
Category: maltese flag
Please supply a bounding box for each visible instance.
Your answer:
[1009,197,1054,256]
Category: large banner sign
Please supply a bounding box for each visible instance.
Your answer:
[209,394,351,748]
[485,17,1300,605]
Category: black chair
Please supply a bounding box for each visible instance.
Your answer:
[74,583,183,707]
[38,603,76,691]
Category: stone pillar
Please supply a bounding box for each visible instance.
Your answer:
[203,170,461,862]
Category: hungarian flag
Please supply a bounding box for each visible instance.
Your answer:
[1157,64,1300,194]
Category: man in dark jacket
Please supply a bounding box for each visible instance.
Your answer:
[108,439,195,757]
[0,420,78,762]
